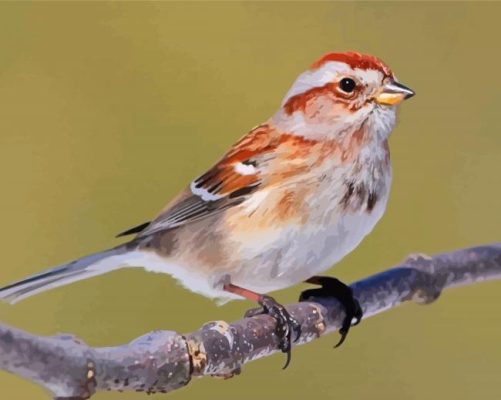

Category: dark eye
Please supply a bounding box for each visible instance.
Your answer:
[339,78,356,93]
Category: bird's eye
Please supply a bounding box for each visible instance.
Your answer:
[339,78,356,93]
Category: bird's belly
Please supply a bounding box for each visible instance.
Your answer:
[138,173,389,301]
[136,202,385,301]
[230,194,388,294]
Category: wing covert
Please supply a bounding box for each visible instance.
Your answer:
[133,124,278,237]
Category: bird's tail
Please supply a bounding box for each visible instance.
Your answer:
[0,244,135,304]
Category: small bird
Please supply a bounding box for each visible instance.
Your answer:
[0,52,414,367]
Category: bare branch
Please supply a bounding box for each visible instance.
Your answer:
[1,243,500,399]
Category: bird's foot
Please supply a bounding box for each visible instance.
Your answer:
[299,276,362,348]
[245,295,301,369]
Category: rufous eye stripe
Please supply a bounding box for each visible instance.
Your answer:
[282,82,364,115]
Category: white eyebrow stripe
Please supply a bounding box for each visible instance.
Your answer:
[281,62,342,106]
[281,61,384,106]
[234,162,256,176]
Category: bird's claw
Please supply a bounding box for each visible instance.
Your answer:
[335,296,362,348]
[245,295,301,369]
[299,276,363,348]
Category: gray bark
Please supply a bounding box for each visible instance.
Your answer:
[1,243,500,399]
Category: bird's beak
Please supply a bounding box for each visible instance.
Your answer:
[374,80,415,106]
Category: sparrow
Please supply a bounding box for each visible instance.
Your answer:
[0,52,414,368]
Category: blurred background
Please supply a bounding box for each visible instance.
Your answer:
[0,2,500,399]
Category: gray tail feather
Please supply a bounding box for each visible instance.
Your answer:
[0,245,131,304]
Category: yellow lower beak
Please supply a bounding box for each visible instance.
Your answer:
[375,81,415,106]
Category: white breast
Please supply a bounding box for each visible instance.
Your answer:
[229,171,391,294]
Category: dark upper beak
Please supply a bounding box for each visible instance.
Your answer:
[375,80,415,106]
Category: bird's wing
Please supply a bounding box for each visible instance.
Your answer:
[119,125,280,238]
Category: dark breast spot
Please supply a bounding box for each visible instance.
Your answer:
[340,182,355,208]
[340,181,378,213]
[367,191,378,212]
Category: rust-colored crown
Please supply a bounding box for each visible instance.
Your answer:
[311,52,393,77]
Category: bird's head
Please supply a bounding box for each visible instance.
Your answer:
[273,52,414,140]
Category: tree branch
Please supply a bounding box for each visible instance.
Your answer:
[1,243,501,399]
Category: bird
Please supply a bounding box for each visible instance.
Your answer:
[0,51,414,368]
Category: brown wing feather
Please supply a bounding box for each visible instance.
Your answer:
[132,124,279,237]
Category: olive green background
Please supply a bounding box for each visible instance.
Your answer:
[0,2,500,399]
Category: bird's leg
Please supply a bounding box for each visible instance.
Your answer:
[299,276,363,348]
[223,283,301,369]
